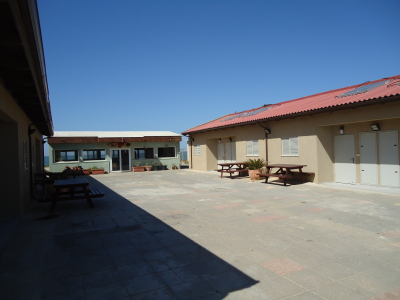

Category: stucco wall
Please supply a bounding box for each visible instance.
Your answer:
[0,83,45,216]
[189,124,267,171]
[188,101,400,185]
[48,141,181,172]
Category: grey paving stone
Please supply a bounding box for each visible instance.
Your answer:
[310,261,358,280]
[82,269,121,288]
[117,261,155,279]
[284,269,333,289]
[41,275,83,298]
[84,280,129,300]
[112,252,146,267]
[204,270,257,294]
[312,282,369,300]
[124,273,166,295]
[284,291,325,300]
[131,286,178,300]
[80,257,115,274]
[169,279,217,300]
[256,276,306,299]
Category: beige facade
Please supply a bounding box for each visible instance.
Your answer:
[187,101,400,186]
[0,0,53,216]
[0,84,46,216]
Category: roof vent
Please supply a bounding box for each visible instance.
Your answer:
[337,80,391,98]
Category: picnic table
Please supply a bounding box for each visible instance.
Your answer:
[38,178,104,212]
[257,164,313,186]
[215,162,249,179]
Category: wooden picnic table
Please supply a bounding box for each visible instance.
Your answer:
[216,162,249,179]
[39,178,104,212]
[258,164,312,186]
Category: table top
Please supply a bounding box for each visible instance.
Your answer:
[54,178,89,187]
[218,162,248,166]
[267,164,307,169]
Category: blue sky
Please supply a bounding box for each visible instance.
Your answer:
[38,0,400,153]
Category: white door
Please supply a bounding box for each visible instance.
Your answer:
[379,130,399,187]
[334,135,356,184]
[225,142,237,163]
[217,143,225,168]
[360,132,378,185]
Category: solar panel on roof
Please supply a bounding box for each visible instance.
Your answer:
[220,106,274,122]
[337,80,391,98]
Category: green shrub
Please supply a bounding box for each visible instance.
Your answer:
[245,158,266,170]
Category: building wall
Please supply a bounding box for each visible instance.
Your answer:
[188,101,400,185]
[189,124,266,171]
[48,141,181,172]
[0,83,45,216]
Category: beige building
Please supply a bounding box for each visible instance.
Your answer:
[0,0,53,216]
[183,76,400,187]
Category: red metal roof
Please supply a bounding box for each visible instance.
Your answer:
[183,75,400,135]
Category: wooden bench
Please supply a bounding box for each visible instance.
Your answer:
[39,187,104,212]
[257,173,291,186]
[215,169,248,179]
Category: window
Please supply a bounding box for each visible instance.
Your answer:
[194,145,200,156]
[54,150,78,162]
[134,148,154,159]
[246,140,259,156]
[282,137,299,156]
[83,149,105,160]
[158,147,176,158]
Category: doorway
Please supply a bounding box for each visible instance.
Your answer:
[217,141,236,168]
[111,149,131,172]
[334,135,356,184]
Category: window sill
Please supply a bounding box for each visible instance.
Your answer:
[281,155,299,157]
[246,155,259,157]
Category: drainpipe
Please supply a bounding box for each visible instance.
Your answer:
[258,124,270,162]
[28,124,36,198]
[189,137,193,169]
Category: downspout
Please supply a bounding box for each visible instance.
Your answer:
[42,137,47,173]
[190,138,193,169]
[28,124,36,199]
[258,124,270,162]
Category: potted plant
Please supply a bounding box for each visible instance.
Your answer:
[132,162,145,172]
[246,158,266,180]
[82,168,91,175]
[144,162,152,171]
[160,164,168,170]
[152,160,160,171]
[172,164,179,170]
[91,166,105,175]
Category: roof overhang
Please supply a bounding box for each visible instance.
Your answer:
[0,0,53,136]
[182,94,400,135]
[48,136,182,144]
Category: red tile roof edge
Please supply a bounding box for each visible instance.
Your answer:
[182,75,400,135]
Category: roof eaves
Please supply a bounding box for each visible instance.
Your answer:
[185,93,400,135]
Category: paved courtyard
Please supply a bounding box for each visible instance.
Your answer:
[1,170,400,300]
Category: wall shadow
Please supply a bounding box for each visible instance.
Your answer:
[32,173,259,299]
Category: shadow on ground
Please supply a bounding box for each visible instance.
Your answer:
[0,174,258,300]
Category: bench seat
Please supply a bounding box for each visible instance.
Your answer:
[215,169,248,178]
[257,173,291,186]
[39,187,104,212]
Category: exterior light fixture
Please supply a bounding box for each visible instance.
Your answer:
[61,139,66,143]
[28,128,36,135]
[339,126,344,135]
[228,138,232,142]
[169,138,172,142]
[264,128,271,134]
[218,138,221,143]
[370,124,380,131]
[191,137,194,142]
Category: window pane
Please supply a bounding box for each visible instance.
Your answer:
[83,149,105,160]
[290,138,299,155]
[246,141,253,156]
[282,138,290,155]
[158,147,175,158]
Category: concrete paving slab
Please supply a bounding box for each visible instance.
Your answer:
[1,170,400,299]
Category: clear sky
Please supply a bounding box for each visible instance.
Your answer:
[38,0,400,154]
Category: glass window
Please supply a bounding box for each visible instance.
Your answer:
[246,140,259,156]
[158,147,176,158]
[83,149,105,160]
[54,150,78,162]
[134,148,154,159]
[282,137,299,156]
[194,145,200,156]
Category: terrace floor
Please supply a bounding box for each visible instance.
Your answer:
[1,170,400,300]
